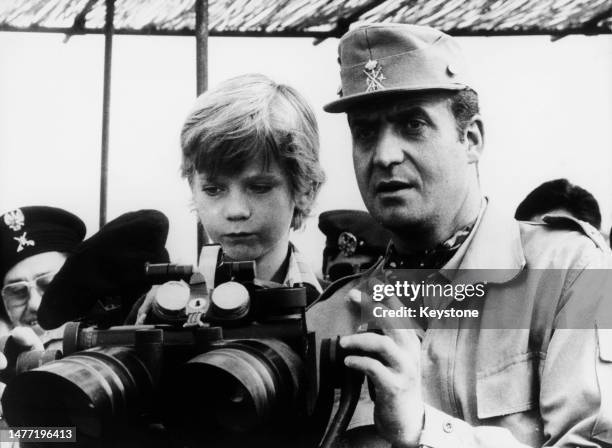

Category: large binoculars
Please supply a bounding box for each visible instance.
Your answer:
[3,322,317,446]
[1,245,360,447]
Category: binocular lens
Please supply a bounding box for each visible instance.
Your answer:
[3,338,306,442]
[2,346,152,438]
[176,339,303,433]
[3,371,101,435]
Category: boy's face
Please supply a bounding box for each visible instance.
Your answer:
[192,158,297,263]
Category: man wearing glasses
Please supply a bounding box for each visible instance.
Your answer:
[0,206,85,345]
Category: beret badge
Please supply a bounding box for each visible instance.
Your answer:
[4,209,25,231]
[0,205,86,282]
[14,232,35,253]
[338,231,359,257]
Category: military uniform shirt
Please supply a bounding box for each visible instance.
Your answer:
[306,199,612,448]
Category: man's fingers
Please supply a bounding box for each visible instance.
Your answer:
[0,352,7,370]
[344,354,395,389]
[386,329,421,356]
[340,332,407,371]
[11,327,44,351]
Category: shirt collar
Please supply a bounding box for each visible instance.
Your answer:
[440,198,487,271]
[441,198,526,284]
[384,201,482,270]
[255,243,322,293]
[378,198,526,285]
[284,243,323,293]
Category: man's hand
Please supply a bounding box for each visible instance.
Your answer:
[135,285,159,324]
[7,326,44,352]
[0,326,45,371]
[0,326,44,399]
[0,326,44,372]
[340,329,424,448]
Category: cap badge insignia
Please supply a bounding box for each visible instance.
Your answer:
[364,59,385,92]
[14,232,35,253]
[4,209,25,231]
[338,231,358,257]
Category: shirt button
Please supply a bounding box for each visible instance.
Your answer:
[443,421,453,433]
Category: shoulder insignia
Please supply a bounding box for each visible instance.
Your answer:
[307,257,386,310]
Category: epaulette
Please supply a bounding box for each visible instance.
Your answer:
[305,272,361,311]
[306,256,385,311]
[541,215,609,252]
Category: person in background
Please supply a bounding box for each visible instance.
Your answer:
[0,205,85,431]
[0,206,85,346]
[515,178,602,229]
[318,209,392,282]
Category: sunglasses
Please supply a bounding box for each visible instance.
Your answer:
[1,270,58,309]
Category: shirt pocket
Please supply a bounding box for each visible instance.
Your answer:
[476,352,538,419]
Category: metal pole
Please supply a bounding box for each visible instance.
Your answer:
[195,0,209,95]
[195,0,209,251]
[99,0,115,228]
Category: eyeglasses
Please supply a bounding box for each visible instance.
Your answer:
[1,271,58,309]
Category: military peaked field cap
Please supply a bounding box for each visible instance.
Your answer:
[319,209,392,258]
[324,23,472,113]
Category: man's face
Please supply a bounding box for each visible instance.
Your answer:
[191,158,298,262]
[348,92,476,232]
[2,251,67,331]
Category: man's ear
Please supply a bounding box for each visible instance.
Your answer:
[464,114,484,164]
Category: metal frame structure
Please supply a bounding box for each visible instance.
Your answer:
[1,0,610,229]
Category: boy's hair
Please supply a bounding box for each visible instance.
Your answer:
[181,73,325,229]
[515,178,602,230]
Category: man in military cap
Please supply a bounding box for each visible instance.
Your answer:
[319,209,393,281]
[0,206,86,337]
[307,23,612,447]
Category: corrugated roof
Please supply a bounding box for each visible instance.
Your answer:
[0,0,610,37]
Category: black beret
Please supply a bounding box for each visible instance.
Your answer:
[318,210,393,258]
[0,206,86,282]
[38,209,170,329]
